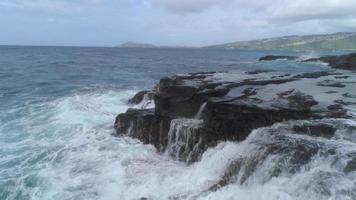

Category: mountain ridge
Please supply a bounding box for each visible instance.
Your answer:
[205,32,356,51]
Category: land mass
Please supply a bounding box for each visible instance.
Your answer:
[206,32,356,51]
[120,32,356,51]
[119,42,157,48]
[118,42,195,49]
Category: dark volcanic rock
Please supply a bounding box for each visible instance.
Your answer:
[201,91,319,141]
[114,108,171,150]
[154,74,229,118]
[114,70,354,163]
[259,55,298,61]
[259,53,356,71]
[245,69,275,74]
[210,125,321,190]
[317,80,346,88]
[305,53,356,71]
[128,90,154,104]
[292,123,337,138]
[293,71,337,79]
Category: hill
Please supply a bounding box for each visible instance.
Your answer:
[119,42,157,48]
[206,32,356,51]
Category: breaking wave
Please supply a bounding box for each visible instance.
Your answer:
[3,45,356,200]
[1,89,356,200]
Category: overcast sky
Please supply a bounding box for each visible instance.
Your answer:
[0,0,356,46]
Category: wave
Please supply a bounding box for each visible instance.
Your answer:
[1,89,356,200]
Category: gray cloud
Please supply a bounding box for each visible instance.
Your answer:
[0,0,103,13]
[270,0,356,23]
[150,0,227,13]
[1,0,356,46]
[150,0,356,24]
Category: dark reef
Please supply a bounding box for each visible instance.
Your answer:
[304,53,356,71]
[258,52,356,71]
[259,55,299,61]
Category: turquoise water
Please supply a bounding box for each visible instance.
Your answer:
[0,46,354,200]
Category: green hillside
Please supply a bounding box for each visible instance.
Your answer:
[206,32,356,51]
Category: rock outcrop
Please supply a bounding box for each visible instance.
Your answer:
[305,53,356,71]
[259,55,298,61]
[258,52,356,71]
[114,70,356,163]
[128,90,154,104]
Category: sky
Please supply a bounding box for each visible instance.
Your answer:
[0,0,356,47]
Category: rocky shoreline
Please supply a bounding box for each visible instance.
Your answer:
[114,54,356,164]
[259,52,356,71]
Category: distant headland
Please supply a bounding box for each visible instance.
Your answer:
[118,42,195,49]
[120,32,356,51]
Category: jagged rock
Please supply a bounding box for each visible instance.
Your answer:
[259,55,298,61]
[114,70,355,164]
[154,74,229,118]
[245,69,275,74]
[128,90,154,104]
[210,125,321,190]
[114,108,170,150]
[201,93,317,141]
[293,71,337,79]
[292,123,337,138]
[304,53,356,71]
[259,53,356,71]
[165,118,211,163]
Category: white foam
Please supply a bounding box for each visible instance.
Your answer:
[2,89,356,200]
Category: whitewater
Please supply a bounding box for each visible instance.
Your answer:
[0,46,355,200]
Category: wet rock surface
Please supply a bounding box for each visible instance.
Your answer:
[306,53,356,71]
[258,52,356,71]
[317,80,346,88]
[292,122,337,139]
[208,120,356,192]
[128,90,154,104]
[211,127,321,190]
[114,70,356,163]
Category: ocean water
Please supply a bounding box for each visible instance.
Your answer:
[0,46,355,200]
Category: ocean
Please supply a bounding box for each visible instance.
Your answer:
[0,46,355,200]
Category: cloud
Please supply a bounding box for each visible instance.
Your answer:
[150,0,356,24]
[0,0,103,14]
[1,0,356,46]
[150,0,229,13]
[142,0,356,45]
[270,0,356,23]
